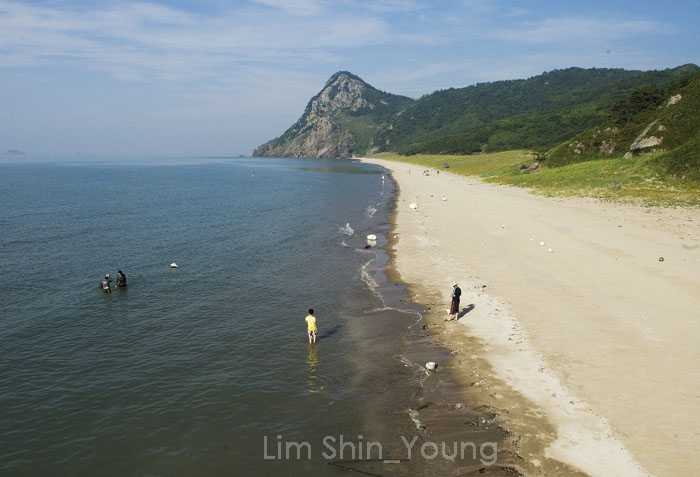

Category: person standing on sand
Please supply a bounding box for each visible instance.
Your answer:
[305,309,318,344]
[447,282,461,321]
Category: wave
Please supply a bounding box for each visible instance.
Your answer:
[359,257,382,300]
[338,223,354,235]
[364,205,377,218]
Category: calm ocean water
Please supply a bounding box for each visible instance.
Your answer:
[0,156,430,476]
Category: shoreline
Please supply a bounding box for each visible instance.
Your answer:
[363,157,700,476]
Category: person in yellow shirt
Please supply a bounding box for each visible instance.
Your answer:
[305,309,318,344]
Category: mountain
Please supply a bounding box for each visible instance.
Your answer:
[252,65,699,159]
[546,71,700,180]
[392,65,699,155]
[252,71,413,158]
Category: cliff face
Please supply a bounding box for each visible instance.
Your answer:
[252,71,412,158]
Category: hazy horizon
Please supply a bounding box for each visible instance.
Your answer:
[1,0,699,157]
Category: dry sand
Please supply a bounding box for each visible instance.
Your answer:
[363,158,700,476]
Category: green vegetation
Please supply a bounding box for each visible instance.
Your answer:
[656,130,700,181]
[372,150,532,176]
[371,150,700,206]
[256,65,700,197]
[546,71,700,173]
[378,65,698,156]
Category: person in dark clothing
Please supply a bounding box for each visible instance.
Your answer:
[446,282,461,321]
[100,274,113,293]
[116,270,127,288]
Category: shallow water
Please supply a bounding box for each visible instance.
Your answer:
[0,156,439,476]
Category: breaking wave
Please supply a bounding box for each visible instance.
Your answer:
[338,223,354,235]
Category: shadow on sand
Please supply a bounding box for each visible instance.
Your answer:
[457,304,475,319]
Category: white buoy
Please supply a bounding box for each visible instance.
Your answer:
[367,234,377,241]
[170,262,179,268]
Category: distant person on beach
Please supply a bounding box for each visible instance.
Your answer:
[100,274,113,293]
[116,270,127,288]
[447,282,461,321]
[305,309,318,344]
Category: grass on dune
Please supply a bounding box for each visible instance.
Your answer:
[372,150,533,176]
[370,151,700,207]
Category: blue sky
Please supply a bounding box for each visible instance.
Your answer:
[1,0,698,156]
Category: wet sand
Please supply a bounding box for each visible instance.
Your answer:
[362,157,700,476]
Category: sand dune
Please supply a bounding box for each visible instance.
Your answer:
[363,158,700,476]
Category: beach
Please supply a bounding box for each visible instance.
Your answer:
[362,158,700,476]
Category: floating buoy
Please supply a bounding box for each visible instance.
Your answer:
[170,263,179,269]
[367,234,377,241]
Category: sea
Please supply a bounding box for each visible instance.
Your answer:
[0,155,439,476]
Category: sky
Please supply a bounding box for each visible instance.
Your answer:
[1,0,698,156]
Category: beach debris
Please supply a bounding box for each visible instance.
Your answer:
[366,234,377,245]
[409,202,418,209]
[442,196,447,201]
[407,409,426,430]
[501,224,505,228]
[170,262,179,269]
[659,256,665,262]
[548,248,554,253]
[425,361,437,371]
[455,402,464,409]
[429,194,434,198]
[539,241,545,246]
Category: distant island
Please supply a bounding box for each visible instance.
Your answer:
[3,149,26,155]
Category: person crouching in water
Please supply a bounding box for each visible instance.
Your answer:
[305,309,318,344]
[116,270,127,288]
[100,274,113,293]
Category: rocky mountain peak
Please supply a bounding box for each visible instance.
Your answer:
[307,71,372,118]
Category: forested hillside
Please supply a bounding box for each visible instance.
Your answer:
[392,65,698,155]
[253,65,699,160]
[545,71,700,176]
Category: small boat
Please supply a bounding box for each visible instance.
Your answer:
[170,262,179,269]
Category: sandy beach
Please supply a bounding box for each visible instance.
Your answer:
[363,158,700,476]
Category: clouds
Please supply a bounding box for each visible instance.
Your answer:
[491,16,666,46]
[0,0,398,82]
[0,0,679,86]
[0,0,697,155]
